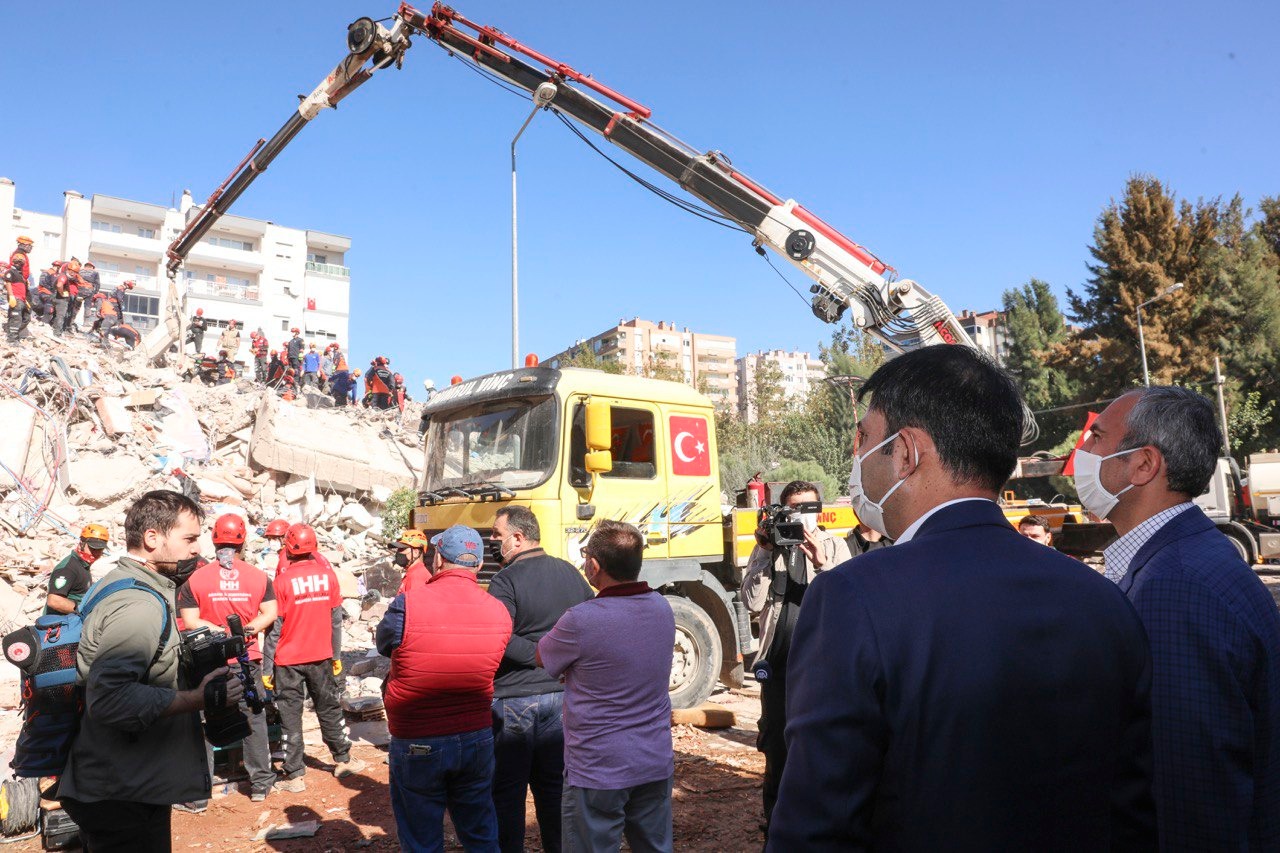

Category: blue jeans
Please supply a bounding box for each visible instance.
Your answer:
[491,693,566,852]
[389,728,499,853]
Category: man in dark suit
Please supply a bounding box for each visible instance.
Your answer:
[769,346,1156,852]
[1079,386,1280,851]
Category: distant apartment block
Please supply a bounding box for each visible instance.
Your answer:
[735,349,826,423]
[957,309,1010,365]
[0,178,351,361]
[546,318,738,411]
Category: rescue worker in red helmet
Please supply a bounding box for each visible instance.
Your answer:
[52,258,85,338]
[105,322,142,350]
[44,523,110,615]
[392,372,411,413]
[251,331,269,383]
[187,307,207,354]
[95,289,120,346]
[177,513,279,801]
[364,357,395,410]
[285,327,305,373]
[5,235,33,344]
[266,524,366,790]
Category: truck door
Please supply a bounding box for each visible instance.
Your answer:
[562,398,668,563]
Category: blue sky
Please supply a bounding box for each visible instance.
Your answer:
[4,0,1276,388]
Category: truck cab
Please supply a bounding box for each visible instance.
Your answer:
[412,366,748,708]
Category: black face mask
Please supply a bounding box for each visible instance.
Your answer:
[393,552,409,568]
[170,557,202,587]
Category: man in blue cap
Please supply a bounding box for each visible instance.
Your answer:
[376,525,513,851]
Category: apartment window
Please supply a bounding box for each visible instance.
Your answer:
[206,236,255,251]
[136,226,156,239]
[92,220,122,234]
[42,231,58,249]
[307,252,328,264]
[123,294,160,331]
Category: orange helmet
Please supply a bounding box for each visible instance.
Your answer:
[80,523,109,549]
[16,235,33,246]
[196,308,203,316]
[284,523,318,556]
[265,519,290,538]
[212,513,246,546]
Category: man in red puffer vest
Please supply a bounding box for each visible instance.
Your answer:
[376,524,512,852]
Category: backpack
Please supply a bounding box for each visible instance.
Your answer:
[1,577,171,778]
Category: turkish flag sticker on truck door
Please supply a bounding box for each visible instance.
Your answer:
[670,415,710,476]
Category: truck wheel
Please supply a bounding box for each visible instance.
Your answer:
[0,777,40,836]
[1223,529,1255,566]
[665,595,722,710]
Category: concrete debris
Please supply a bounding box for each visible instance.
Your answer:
[0,325,424,717]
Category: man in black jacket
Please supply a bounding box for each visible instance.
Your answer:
[486,506,593,853]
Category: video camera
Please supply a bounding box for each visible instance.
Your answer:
[758,501,821,548]
[181,614,264,747]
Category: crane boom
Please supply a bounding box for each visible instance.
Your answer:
[165,2,978,356]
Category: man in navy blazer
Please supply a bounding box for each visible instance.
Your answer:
[769,346,1156,851]
[1081,387,1280,851]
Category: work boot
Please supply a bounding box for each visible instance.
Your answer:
[333,757,367,778]
[173,800,208,814]
[250,787,271,803]
[273,777,305,794]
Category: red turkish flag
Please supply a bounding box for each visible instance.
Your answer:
[306,298,316,310]
[1062,411,1098,476]
[670,416,710,477]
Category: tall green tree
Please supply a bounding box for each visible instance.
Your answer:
[1001,279,1079,449]
[1258,195,1280,267]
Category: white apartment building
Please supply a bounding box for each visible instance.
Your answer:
[0,177,351,361]
[735,349,826,422]
[957,309,1010,365]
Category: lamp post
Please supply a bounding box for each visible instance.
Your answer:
[1136,282,1184,386]
[510,82,558,369]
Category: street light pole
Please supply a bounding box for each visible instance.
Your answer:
[1136,282,1185,387]
[510,82,558,370]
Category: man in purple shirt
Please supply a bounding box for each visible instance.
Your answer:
[537,520,675,853]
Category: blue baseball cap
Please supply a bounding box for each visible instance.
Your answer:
[430,525,484,568]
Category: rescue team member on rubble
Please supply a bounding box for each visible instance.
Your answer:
[78,261,101,325]
[187,308,207,354]
[740,480,851,837]
[33,262,57,325]
[267,350,285,387]
[286,327,304,373]
[251,331,269,382]
[218,320,241,362]
[52,258,84,338]
[177,513,279,803]
[486,505,593,853]
[769,346,1156,851]
[58,490,244,851]
[265,523,366,792]
[537,520,675,853]
[259,518,290,576]
[94,291,119,344]
[376,524,512,852]
[329,364,356,407]
[44,523,110,615]
[1017,514,1054,547]
[392,529,430,593]
[106,322,142,351]
[5,234,33,344]
[365,356,395,409]
[302,343,320,387]
[1080,386,1280,851]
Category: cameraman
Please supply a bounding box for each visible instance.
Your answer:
[740,480,850,838]
[177,514,278,802]
[58,490,244,852]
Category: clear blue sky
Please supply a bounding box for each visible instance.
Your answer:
[4,1,1276,388]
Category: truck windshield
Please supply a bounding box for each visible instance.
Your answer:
[423,395,558,492]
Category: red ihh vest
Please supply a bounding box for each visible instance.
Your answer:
[275,557,342,666]
[184,557,271,661]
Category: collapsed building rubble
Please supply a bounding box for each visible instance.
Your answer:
[0,323,425,728]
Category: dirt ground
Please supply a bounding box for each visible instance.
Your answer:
[10,684,766,852]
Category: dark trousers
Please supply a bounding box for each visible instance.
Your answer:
[31,289,52,323]
[492,692,566,853]
[6,299,30,341]
[61,797,172,853]
[97,315,117,344]
[758,676,788,834]
[52,296,71,335]
[302,371,318,388]
[62,296,83,332]
[561,776,673,853]
[255,356,268,382]
[389,728,499,853]
[189,330,204,353]
[275,660,351,778]
[204,661,275,794]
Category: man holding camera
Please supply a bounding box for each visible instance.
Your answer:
[59,490,244,852]
[177,514,278,802]
[740,480,851,837]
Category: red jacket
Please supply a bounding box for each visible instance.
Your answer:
[384,569,512,738]
[178,557,274,661]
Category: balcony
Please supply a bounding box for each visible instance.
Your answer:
[185,277,262,303]
[97,269,160,292]
[185,241,264,273]
[89,228,165,260]
[305,261,350,278]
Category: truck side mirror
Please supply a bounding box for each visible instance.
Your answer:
[584,402,611,452]
[584,449,613,475]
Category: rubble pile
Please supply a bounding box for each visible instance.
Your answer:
[0,324,426,719]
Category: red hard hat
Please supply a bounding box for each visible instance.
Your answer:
[291,327,300,333]
[265,519,290,538]
[394,373,403,382]
[123,280,135,289]
[212,513,246,546]
[196,308,203,316]
[284,523,318,556]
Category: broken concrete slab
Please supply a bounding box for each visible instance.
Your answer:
[69,454,151,506]
[95,396,133,435]
[247,395,416,495]
[0,400,38,482]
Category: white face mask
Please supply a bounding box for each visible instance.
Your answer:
[848,431,917,538]
[1072,447,1138,520]
[800,512,819,534]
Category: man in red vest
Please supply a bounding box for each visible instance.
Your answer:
[177,513,279,802]
[376,525,512,851]
[267,523,365,792]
